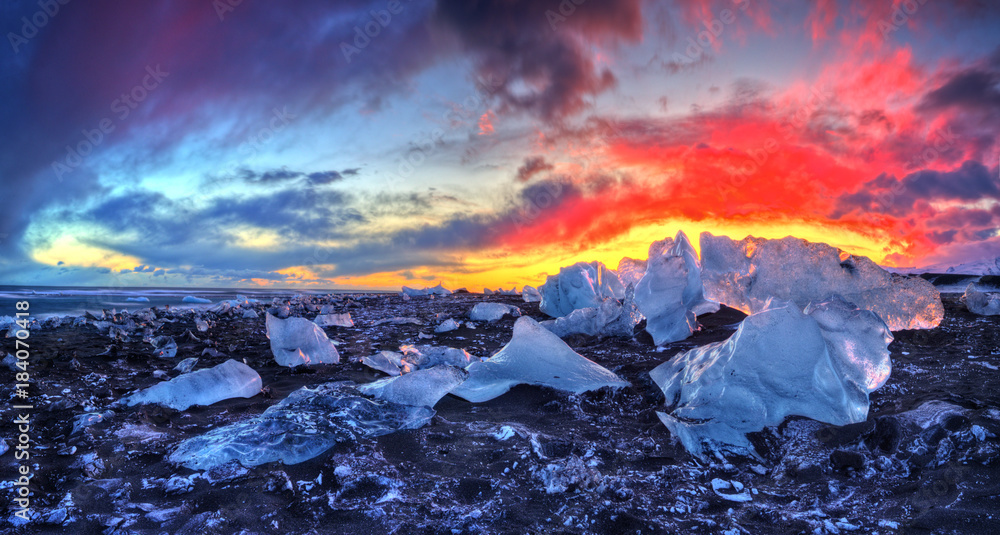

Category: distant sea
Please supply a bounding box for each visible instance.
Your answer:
[0,286,366,319]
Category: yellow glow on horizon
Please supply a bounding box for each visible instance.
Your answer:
[31,235,142,272]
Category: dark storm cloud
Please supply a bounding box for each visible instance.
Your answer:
[236,168,355,185]
[515,156,555,182]
[432,0,643,121]
[831,160,1000,218]
[919,69,1000,111]
[0,0,437,257]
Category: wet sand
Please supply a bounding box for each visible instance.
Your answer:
[2,293,999,534]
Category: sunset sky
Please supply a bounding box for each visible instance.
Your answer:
[2,0,999,290]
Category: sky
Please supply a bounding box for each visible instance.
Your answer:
[1,0,999,291]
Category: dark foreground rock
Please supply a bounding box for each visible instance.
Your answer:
[1,294,999,534]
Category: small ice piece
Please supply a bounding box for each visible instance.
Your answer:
[435,318,460,332]
[541,284,640,338]
[450,316,628,402]
[361,351,406,376]
[635,231,719,345]
[182,296,212,304]
[356,366,467,407]
[121,359,262,411]
[711,479,752,502]
[522,285,542,302]
[266,313,340,367]
[469,302,522,322]
[242,309,259,319]
[150,336,177,359]
[194,318,209,332]
[401,284,452,297]
[174,357,199,374]
[0,439,7,457]
[700,232,943,330]
[314,313,354,327]
[494,425,516,441]
[962,283,1000,315]
[373,317,424,326]
[126,297,150,302]
[539,261,625,317]
[650,297,892,459]
[400,344,475,369]
[71,410,115,435]
[2,353,18,371]
[169,381,434,469]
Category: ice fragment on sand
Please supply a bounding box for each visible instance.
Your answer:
[169,382,434,469]
[174,357,199,374]
[539,261,624,317]
[356,366,467,407]
[314,313,354,327]
[962,283,1000,315]
[126,296,150,302]
[635,231,720,345]
[450,316,628,402]
[522,285,542,302]
[266,313,340,367]
[150,336,177,359]
[121,359,262,411]
[362,351,407,376]
[650,297,892,459]
[182,296,212,304]
[435,318,460,332]
[242,309,259,319]
[194,318,209,332]
[401,284,452,297]
[469,302,521,322]
[541,284,640,338]
[711,479,752,502]
[700,233,943,330]
[373,317,424,326]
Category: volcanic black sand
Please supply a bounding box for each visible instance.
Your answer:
[2,293,999,534]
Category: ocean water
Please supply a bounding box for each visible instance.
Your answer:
[0,286,357,319]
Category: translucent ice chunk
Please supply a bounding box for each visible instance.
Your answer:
[541,284,640,338]
[242,309,259,319]
[469,302,522,322]
[266,313,340,367]
[356,366,468,407]
[169,382,434,469]
[450,317,628,402]
[314,313,354,327]
[962,283,1000,315]
[522,285,542,302]
[616,257,647,288]
[126,297,150,303]
[174,357,199,374]
[435,318,460,332]
[361,351,406,376]
[182,296,212,304]
[650,297,892,459]
[400,344,476,369]
[150,336,177,359]
[401,284,452,297]
[634,231,719,345]
[121,359,262,411]
[539,261,625,317]
[700,233,943,330]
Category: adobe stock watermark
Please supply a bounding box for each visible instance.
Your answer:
[6,0,72,54]
[671,0,750,66]
[51,64,170,181]
[879,0,931,40]
[212,106,298,182]
[213,0,245,22]
[340,0,412,63]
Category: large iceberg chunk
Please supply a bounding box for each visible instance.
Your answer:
[469,302,522,322]
[121,360,262,411]
[169,382,434,469]
[539,261,624,317]
[356,366,468,407]
[650,297,892,459]
[962,283,1000,315]
[541,284,640,338]
[265,313,341,367]
[700,233,943,330]
[634,231,720,346]
[450,317,628,402]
